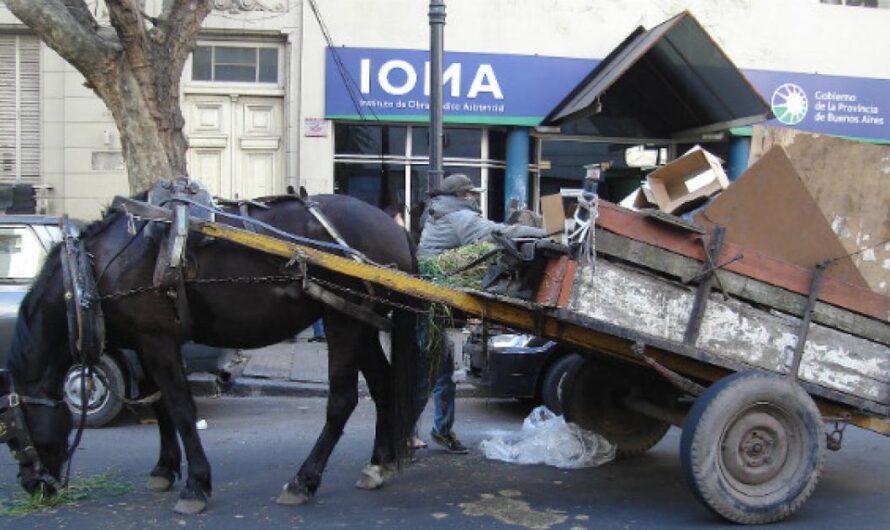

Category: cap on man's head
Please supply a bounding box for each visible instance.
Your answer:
[439,173,485,195]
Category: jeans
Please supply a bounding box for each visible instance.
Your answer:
[311,319,324,338]
[431,341,456,437]
[415,322,457,437]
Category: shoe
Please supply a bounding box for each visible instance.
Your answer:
[408,436,428,449]
[308,336,326,343]
[430,431,469,454]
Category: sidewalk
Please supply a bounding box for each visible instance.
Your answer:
[221,329,482,398]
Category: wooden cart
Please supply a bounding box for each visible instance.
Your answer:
[150,197,889,525]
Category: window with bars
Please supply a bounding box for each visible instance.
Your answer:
[0,35,40,184]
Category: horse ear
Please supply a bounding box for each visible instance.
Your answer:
[299,186,309,199]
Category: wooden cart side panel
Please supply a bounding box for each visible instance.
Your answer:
[596,201,890,323]
[569,259,890,405]
[595,228,890,346]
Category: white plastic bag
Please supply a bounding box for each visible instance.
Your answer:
[480,406,616,469]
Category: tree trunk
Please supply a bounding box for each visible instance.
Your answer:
[98,60,189,193]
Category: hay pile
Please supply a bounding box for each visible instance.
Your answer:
[418,242,498,289]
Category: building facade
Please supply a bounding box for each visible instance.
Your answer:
[1,0,889,221]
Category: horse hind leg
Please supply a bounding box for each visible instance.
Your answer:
[355,329,397,490]
[277,313,360,506]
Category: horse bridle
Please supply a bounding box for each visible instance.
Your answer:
[0,372,66,491]
[0,215,105,491]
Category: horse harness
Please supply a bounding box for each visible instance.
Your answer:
[117,178,391,333]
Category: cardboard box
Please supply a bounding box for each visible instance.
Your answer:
[694,146,868,289]
[618,183,656,210]
[540,193,567,241]
[645,146,729,214]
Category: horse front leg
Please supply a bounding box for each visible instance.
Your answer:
[139,335,212,515]
[146,396,181,492]
[277,313,359,506]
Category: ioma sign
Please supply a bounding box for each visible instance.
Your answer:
[324,47,594,126]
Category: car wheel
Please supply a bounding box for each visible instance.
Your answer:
[539,353,584,415]
[64,354,126,428]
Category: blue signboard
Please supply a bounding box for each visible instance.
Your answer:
[742,69,890,142]
[325,47,890,141]
[325,47,595,126]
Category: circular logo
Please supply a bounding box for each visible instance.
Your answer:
[771,83,809,125]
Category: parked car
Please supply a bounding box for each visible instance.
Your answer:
[0,215,241,427]
[464,322,582,414]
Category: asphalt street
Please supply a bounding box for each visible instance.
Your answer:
[1,396,889,529]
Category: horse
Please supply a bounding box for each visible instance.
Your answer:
[0,192,422,514]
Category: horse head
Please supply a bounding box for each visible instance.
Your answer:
[2,244,75,495]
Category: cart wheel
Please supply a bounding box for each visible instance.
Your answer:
[562,359,671,457]
[680,370,825,524]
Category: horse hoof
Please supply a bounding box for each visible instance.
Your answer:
[147,475,173,492]
[276,484,311,506]
[173,498,207,515]
[355,463,397,490]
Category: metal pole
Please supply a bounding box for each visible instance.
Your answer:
[428,0,446,194]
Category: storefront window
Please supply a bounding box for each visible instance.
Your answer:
[411,127,482,158]
[335,124,407,156]
[335,123,505,229]
[333,162,404,210]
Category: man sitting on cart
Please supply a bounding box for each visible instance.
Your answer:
[416,173,547,453]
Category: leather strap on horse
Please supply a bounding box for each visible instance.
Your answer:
[60,215,105,366]
[299,198,380,308]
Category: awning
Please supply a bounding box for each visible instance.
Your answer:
[543,11,772,139]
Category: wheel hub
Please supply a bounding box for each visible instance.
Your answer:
[722,410,788,485]
[64,369,109,411]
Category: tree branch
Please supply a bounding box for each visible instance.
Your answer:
[164,0,212,74]
[4,0,117,77]
[62,0,100,31]
[104,0,158,104]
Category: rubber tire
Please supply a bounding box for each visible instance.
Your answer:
[679,370,825,524]
[562,359,671,458]
[63,354,126,428]
[539,353,584,415]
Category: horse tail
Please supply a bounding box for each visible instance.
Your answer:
[388,227,425,464]
[389,305,422,463]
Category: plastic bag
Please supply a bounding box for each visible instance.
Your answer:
[480,406,616,469]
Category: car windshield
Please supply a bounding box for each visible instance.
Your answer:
[0,225,53,281]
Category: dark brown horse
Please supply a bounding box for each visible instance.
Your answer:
[1,193,421,514]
